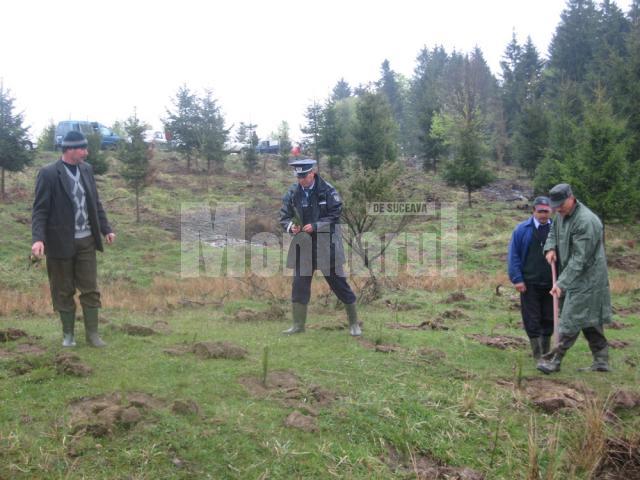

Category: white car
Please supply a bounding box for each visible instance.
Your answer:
[143,130,167,146]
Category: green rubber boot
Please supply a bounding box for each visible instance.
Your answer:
[578,346,610,372]
[283,303,307,335]
[60,310,76,347]
[83,307,107,347]
[345,303,362,336]
[529,337,542,361]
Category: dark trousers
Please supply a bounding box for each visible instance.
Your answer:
[292,265,356,305]
[520,285,554,338]
[557,325,608,356]
[46,236,101,312]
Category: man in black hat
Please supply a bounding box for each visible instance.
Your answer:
[508,196,554,362]
[279,159,361,336]
[537,183,612,374]
[31,130,115,347]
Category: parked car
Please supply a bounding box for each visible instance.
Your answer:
[256,139,280,154]
[54,120,121,150]
[144,130,168,147]
[224,141,248,154]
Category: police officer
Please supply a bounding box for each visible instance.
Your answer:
[279,159,361,336]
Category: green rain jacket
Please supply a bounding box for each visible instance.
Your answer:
[543,201,612,335]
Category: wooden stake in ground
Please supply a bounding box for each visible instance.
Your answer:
[551,262,559,348]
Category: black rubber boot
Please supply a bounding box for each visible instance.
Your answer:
[345,303,362,336]
[283,303,306,335]
[578,346,610,372]
[529,337,542,361]
[540,336,552,356]
[83,307,107,347]
[60,310,76,347]
[537,351,563,374]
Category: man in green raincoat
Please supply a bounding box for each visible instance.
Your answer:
[537,184,612,374]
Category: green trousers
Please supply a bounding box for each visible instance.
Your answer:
[46,236,101,312]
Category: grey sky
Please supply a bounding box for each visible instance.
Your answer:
[1,0,633,141]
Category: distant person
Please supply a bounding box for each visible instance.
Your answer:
[279,159,361,336]
[291,144,301,157]
[508,196,554,362]
[537,183,612,374]
[31,131,115,348]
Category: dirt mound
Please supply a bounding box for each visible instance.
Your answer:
[284,411,317,432]
[55,352,92,377]
[444,292,467,303]
[608,254,640,272]
[193,341,248,359]
[609,390,640,412]
[609,320,632,329]
[150,320,172,334]
[239,370,336,412]
[468,334,528,349]
[13,343,47,356]
[0,328,29,342]
[357,338,403,353]
[416,348,447,363]
[440,309,468,320]
[69,392,152,437]
[518,377,595,413]
[384,445,484,480]
[387,319,449,331]
[594,436,640,479]
[171,399,202,416]
[609,340,631,349]
[231,304,286,322]
[121,324,157,336]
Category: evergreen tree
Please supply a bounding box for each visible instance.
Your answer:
[564,90,639,223]
[163,85,200,171]
[0,83,32,201]
[301,101,323,168]
[86,132,109,175]
[377,60,407,151]
[513,100,548,176]
[331,78,352,101]
[319,101,347,175]
[37,121,56,151]
[621,0,640,162]
[277,121,292,168]
[119,114,153,223]
[243,128,259,173]
[197,90,228,173]
[353,92,397,170]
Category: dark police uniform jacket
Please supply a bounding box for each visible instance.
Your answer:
[279,175,346,274]
[32,159,112,259]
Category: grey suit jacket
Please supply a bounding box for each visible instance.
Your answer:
[32,159,112,259]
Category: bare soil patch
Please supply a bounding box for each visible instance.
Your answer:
[284,410,318,432]
[55,352,93,377]
[498,377,596,413]
[468,334,528,349]
[384,445,484,480]
[609,340,631,349]
[357,338,403,353]
[150,320,172,334]
[608,254,640,272]
[609,320,633,328]
[444,292,467,304]
[382,300,422,311]
[609,390,640,412]
[13,343,47,356]
[440,309,469,320]
[239,370,336,413]
[121,324,157,336]
[230,304,286,322]
[193,341,248,360]
[0,328,29,342]
[387,319,450,331]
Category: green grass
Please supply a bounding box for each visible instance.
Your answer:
[1,151,639,478]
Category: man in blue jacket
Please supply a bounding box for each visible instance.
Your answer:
[508,196,553,362]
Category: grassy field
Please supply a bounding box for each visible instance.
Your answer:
[0,151,639,479]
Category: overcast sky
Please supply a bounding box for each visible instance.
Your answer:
[1,0,633,141]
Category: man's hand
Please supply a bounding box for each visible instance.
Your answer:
[302,224,314,234]
[31,241,45,258]
[550,284,563,298]
[105,233,116,245]
[545,250,556,265]
[514,282,526,293]
[291,225,301,234]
